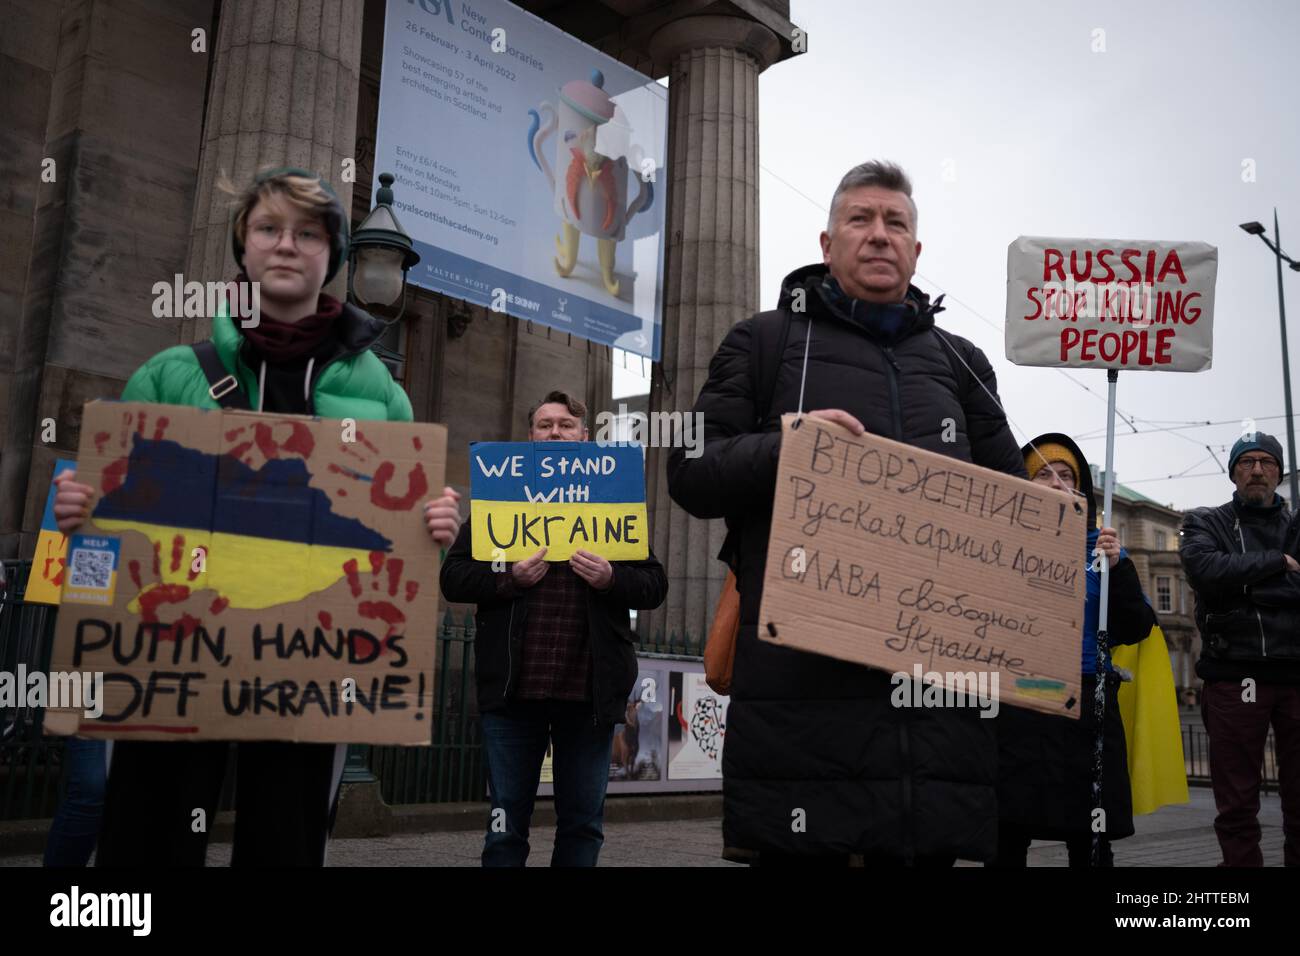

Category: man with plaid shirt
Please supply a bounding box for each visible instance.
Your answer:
[441,390,668,866]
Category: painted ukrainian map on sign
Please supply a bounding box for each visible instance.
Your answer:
[46,402,447,745]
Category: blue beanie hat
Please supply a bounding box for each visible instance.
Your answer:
[1228,431,1285,476]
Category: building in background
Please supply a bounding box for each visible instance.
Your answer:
[1279,470,1296,508]
[0,0,803,636]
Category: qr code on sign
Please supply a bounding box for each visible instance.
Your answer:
[69,548,115,589]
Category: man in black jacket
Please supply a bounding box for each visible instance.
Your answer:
[667,160,1027,865]
[441,391,668,866]
[1179,431,1300,866]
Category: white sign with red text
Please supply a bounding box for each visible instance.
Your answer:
[1005,236,1216,371]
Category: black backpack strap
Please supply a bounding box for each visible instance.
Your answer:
[749,308,793,428]
[932,326,974,406]
[719,307,793,570]
[191,341,252,410]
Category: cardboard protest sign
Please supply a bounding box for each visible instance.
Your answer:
[24,458,77,605]
[469,441,648,562]
[1005,236,1216,371]
[45,401,446,744]
[759,415,1086,717]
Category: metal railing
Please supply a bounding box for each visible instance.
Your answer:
[367,611,482,804]
[0,560,66,822]
[1183,723,1280,794]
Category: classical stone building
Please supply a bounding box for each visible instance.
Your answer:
[1089,467,1200,703]
[0,0,803,659]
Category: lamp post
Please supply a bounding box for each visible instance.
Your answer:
[1240,212,1300,506]
[342,172,421,785]
[349,172,421,320]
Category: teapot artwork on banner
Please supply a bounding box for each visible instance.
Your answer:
[527,69,655,298]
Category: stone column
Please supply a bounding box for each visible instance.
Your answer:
[1,0,212,557]
[182,0,365,343]
[586,341,614,422]
[641,17,781,644]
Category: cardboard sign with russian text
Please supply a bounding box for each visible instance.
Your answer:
[44,401,446,744]
[759,416,1085,717]
[469,441,648,561]
[1005,236,1216,371]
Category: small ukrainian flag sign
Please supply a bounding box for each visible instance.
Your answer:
[470,441,648,562]
[26,458,77,606]
[1013,676,1068,701]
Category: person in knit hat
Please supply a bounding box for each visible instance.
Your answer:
[50,168,464,867]
[1180,430,1300,866]
[991,433,1158,867]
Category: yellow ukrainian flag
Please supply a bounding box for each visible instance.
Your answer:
[1113,625,1190,815]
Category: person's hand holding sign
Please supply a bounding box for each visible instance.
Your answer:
[52,469,95,535]
[805,409,866,435]
[1095,526,1121,569]
[511,548,550,588]
[423,487,462,547]
[570,549,614,591]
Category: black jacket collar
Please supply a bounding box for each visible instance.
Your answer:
[1232,490,1287,521]
[777,263,944,340]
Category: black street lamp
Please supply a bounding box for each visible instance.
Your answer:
[1240,211,1300,506]
[342,172,421,786]
[348,172,421,320]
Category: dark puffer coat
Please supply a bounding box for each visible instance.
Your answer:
[996,433,1157,845]
[1180,490,1300,684]
[440,523,668,726]
[668,263,1027,862]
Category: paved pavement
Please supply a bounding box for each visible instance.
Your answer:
[1033,787,1286,867]
[0,787,1287,866]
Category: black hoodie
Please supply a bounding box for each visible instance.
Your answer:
[240,301,391,416]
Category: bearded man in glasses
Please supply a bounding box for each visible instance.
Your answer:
[1180,432,1300,866]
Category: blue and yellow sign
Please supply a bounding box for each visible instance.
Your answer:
[26,458,77,605]
[470,442,648,562]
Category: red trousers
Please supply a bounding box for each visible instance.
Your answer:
[1202,680,1300,866]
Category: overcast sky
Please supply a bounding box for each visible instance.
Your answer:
[616,0,1300,512]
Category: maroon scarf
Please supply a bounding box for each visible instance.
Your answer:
[230,274,343,363]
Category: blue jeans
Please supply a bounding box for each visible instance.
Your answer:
[44,737,108,867]
[480,699,614,867]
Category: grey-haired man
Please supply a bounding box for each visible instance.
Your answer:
[668,161,1025,865]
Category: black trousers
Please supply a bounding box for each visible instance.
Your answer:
[95,740,345,867]
[990,824,1114,867]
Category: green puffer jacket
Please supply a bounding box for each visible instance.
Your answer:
[121,300,412,421]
